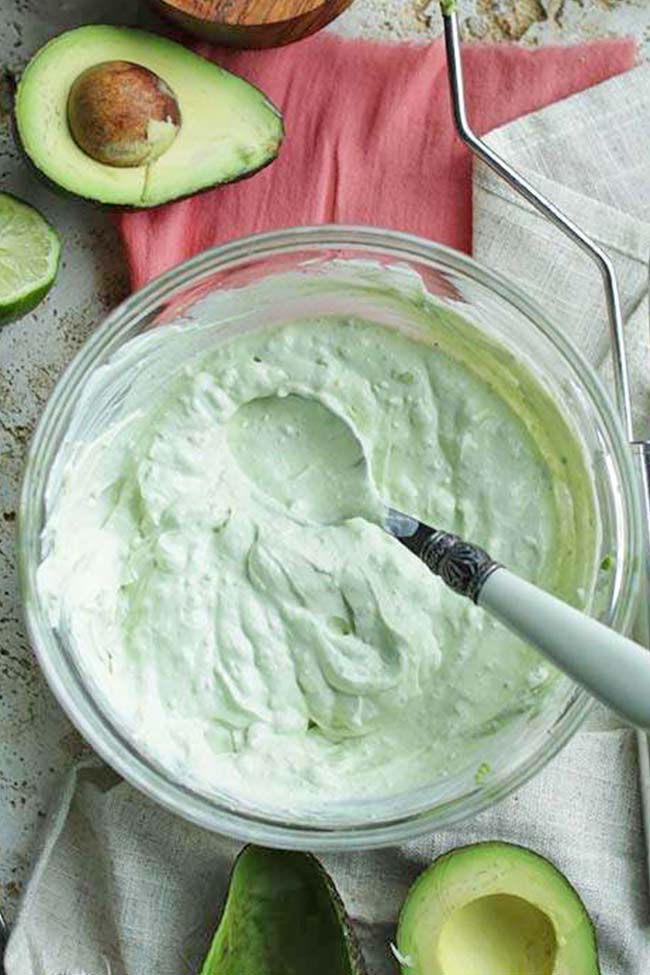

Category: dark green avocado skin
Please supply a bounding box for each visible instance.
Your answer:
[200,846,367,975]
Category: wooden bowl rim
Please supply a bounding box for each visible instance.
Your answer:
[157,0,339,27]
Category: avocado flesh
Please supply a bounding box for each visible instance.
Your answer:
[16,26,283,207]
[396,842,599,975]
[201,846,366,975]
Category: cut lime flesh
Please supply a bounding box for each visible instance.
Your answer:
[0,192,61,323]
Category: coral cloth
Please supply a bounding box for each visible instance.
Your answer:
[117,32,635,289]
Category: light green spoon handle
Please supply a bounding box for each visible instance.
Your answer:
[400,523,650,729]
[480,568,650,730]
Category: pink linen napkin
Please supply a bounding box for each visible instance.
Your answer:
[117,32,635,289]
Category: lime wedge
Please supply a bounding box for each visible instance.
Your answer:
[0,192,61,323]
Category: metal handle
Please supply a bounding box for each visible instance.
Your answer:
[442,8,634,440]
[0,909,7,974]
[441,1,650,888]
[401,525,499,601]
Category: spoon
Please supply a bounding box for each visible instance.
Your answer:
[229,393,650,729]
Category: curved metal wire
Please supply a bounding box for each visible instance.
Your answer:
[0,909,7,974]
[442,10,634,442]
[441,3,650,902]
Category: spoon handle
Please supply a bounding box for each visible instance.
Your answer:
[480,569,650,729]
[403,526,650,729]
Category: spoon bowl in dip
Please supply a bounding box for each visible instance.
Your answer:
[230,392,650,730]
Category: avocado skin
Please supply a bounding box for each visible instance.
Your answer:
[397,841,601,975]
[201,846,367,975]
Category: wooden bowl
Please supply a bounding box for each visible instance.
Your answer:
[148,0,356,48]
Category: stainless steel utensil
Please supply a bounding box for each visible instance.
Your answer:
[440,0,650,894]
[0,908,7,974]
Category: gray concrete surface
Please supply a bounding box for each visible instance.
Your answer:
[0,0,647,923]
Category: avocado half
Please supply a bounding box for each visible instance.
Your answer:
[15,26,283,207]
[201,846,366,975]
[396,842,599,975]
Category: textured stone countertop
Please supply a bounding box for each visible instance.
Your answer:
[1,0,647,923]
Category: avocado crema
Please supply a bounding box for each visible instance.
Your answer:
[15,26,283,206]
[37,300,598,812]
[397,842,600,974]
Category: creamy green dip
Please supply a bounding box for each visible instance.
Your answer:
[38,280,597,812]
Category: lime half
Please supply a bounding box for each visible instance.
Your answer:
[0,192,61,323]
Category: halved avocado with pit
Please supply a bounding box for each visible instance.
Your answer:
[201,846,366,974]
[15,26,283,207]
[396,842,599,975]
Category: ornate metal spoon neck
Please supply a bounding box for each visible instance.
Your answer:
[399,525,501,603]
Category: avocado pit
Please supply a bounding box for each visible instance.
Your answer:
[67,60,181,168]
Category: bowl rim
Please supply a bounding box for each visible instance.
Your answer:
[17,224,642,850]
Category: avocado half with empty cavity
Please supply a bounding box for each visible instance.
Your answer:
[396,842,600,975]
[15,26,283,207]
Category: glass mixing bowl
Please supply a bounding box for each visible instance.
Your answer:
[18,226,641,849]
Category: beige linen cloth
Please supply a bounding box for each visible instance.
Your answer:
[7,64,650,975]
